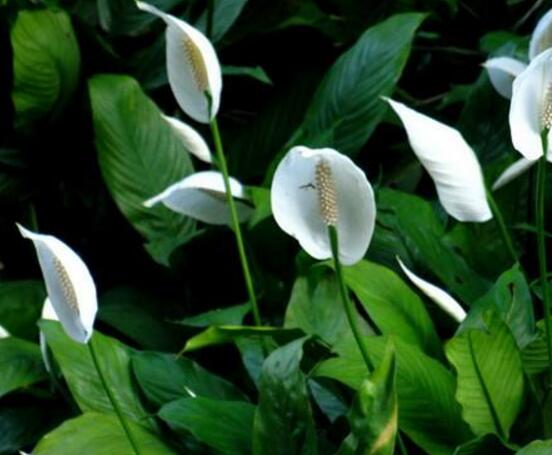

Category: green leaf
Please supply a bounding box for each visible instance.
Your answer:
[253,338,317,455]
[452,434,515,455]
[0,280,45,340]
[175,303,251,328]
[340,260,441,359]
[33,412,176,455]
[39,320,155,430]
[159,397,255,455]
[11,8,80,126]
[222,65,272,85]
[297,13,425,155]
[0,337,47,398]
[348,341,397,455]
[88,74,196,265]
[461,265,535,349]
[314,336,472,455]
[284,267,349,345]
[181,325,302,353]
[446,314,524,438]
[516,440,552,455]
[196,0,249,42]
[521,319,549,375]
[132,351,247,408]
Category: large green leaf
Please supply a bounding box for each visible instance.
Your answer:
[0,337,47,398]
[0,280,45,340]
[284,267,349,346]
[297,13,425,155]
[132,351,247,408]
[461,265,535,349]
[516,440,552,455]
[347,341,397,455]
[446,314,524,438]
[39,321,154,430]
[196,0,249,42]
[340,260,441,359]
[314,336,472,455]
[88,74,196,265]
[33,412,176,455]
[452,434,515,455]
[252,338,317,455]
[159,397,255,455]
[11,8,80,126]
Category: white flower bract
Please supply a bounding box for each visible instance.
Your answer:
[530,9,552,60]
[397,257,466,323]
[483,57,527,99]
[144,171,253,225]
[137,1,222,123]
[385,98,492,223]
[17,225,97,344]
[163,115,212,163]
[271,146,376,266]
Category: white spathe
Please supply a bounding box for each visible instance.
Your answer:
[509,48,552,162]
[40,298,58,374]
[271,146,376,266]
[385,98,492,223]
[17,225,97,343]
[492,157,536,190]
[144,170,253,225]
[483,57,527,99]
[0,324,9,338]
[137,1,222,123]
[530,9,552,60]
[163,115,212,163]
[397,257,466,323]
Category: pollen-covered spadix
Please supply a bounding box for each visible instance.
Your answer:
[271,146,376,265]
[385,98,492,223]
[137,1,222,123]
[17,225,97,344]
[144,171,253,225]
[397,257,466,323]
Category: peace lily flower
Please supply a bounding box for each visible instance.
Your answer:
[385,98,492,223]
[397,257,466,323]
[484,8,552,99]
[17,225,97,343]
[0,324,9,338]
[163,115,212,163]
[271,146,376,266]
[137,1,222,123]
[144,170,253,225]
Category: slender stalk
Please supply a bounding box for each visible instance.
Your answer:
[206,95,262,326]
[206,0,214,40]
[536,131,552,384]
[88,340,142,455]
[328,226,374,372]
[486,189,518,265]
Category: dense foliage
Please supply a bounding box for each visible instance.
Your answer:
[1,0,552,454]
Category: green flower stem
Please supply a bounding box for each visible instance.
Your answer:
[328,226,374,373]
[536,130,552,384]
[485,189,518,265]
[207,104,262,326]
[206,0,214,40]
[88,340,142,455]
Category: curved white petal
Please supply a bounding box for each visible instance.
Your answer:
[137,1,222,123]
[530,9,552,60]
[271,146,376,265]
[492,158,536,190]
[385,98,492,223]
[144,170,253,225]
[483,57,527,99]
[17,225,97,344]
[0,324,9,338]
[40,298,57,374]
[162,115,212,163]
[397,257,466,323]
[510,48,552,161]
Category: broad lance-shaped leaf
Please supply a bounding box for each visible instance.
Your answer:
[252,338,317,455]
[397,257,466,323]
[89,74,196,265]
[346,341,397,455]
[385,98,492,223]
[136,1,222,123]
[446,314,524,438]
[510,48,552,161]
[297,13,425,156]
[517,440,552,455]
[483,58,526,99]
